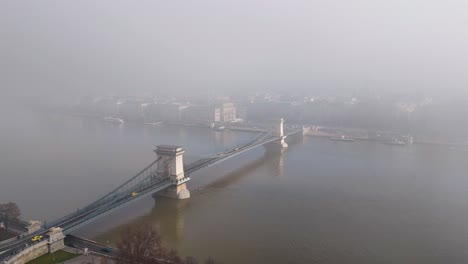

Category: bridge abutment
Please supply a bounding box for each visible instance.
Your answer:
[154,145,190,199]
[26,220,42,234]
[47,227,65,253]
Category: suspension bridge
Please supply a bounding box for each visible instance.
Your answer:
[0,119,303,262]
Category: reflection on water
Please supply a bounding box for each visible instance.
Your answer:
[87,197,190,248]
[271,148,285,177]
[152,198,189,243]
[206,152,275,189]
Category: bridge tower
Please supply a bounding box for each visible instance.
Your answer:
[269,118,288,149]
[154,145,190,199]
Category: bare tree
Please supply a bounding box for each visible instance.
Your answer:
[184,257,198,264]
[204,257,217,264]
[0,202,21,231]
[116,223,182,264]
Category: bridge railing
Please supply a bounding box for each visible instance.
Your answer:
[61,179,172,232]
[184,131,276,174]
[47,157,166,228]
[183,131,269,171]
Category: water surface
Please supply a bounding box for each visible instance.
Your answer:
[1,108,468,263]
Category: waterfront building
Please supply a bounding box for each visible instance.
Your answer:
[117,99,146,121]
[144,103,188,122]
[246,102,294,122]
[182,105,221,123]
[218,102,236,122]
[94,96,119,116]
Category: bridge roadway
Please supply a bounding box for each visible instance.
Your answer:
[0,179,173,261]
[0,128,301,261]
[184,130,272,174]
[184,127,303,174]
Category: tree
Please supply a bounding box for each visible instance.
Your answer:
[184,257,198,264]
[204,257,217,264]
[116,223,218,264]
[0,202,21,231]
[116,223,183,264]
[186,256,219,264]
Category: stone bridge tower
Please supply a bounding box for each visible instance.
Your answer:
[154,145,190,199]
[270,118,288,149]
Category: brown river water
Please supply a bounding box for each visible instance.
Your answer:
[1,109,468,263]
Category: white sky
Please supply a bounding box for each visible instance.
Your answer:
[1,0,468,98]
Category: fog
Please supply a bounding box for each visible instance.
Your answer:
[2,0,468,99]
[3,2,468,263]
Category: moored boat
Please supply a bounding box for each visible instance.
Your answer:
[103,117,124,124]
[383,139,407,146]
[144,122,162,126]
[213,125,225,131]
[329,135,355,142]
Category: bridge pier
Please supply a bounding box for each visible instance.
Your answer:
[154,145,190,199]
[265,118,288,151]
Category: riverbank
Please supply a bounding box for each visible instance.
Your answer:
[305,127,468,147]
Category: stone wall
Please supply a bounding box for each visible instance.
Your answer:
[47,227,65,253]
[5,227,65,264]
[6,240,48,264]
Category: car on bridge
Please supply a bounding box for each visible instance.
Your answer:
[70,242,79,248]
[31,235,43,242]
[131,192,138,197]
[101,246,113,253]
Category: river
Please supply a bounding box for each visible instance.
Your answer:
[1,108,468,263]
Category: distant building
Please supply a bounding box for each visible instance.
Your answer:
[182,105,220,123]
[218,102,236,122]
[118,100,145,121]
[95,97,119,116]
[246,102,294,122]
[144,103,188,122]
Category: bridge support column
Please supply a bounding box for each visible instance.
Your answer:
[266,118,288,151]
[154,145,190,199]
[47,227,65,253]
[26,220,42,234]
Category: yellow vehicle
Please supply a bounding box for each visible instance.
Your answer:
[131,192,138,197]
[31,235,43,242]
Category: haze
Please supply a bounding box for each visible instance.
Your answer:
[4,1,468,263]
[2,0,468,100]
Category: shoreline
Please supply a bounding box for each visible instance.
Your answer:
[41,108,468,148]
[305,130,468,148]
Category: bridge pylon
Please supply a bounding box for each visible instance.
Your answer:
[267,118,288,150]
[154,145,190,199]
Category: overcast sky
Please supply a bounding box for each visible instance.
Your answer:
[1,0,468,99]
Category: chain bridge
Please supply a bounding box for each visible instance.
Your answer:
[0,119,303,261]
